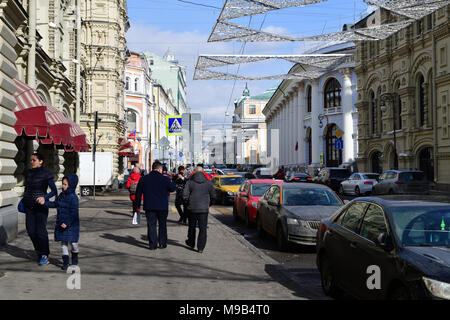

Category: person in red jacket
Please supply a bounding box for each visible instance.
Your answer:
[127,167,143,215]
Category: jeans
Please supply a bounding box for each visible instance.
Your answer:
[25,205,50,257]
[145,210,168,249]
[187,212,208,251]
[175,202,187,222]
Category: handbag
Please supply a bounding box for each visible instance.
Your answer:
[18,199,25,213]
[132,211,140,225]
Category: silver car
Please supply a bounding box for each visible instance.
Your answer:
[339,172,380,196]
[372,170,430,195]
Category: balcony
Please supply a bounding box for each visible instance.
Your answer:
[323,107,342,115]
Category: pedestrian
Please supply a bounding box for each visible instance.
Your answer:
[23,153,57,266]
[42,174,80,270]
[134,162,176,250]
[137,163,147,176]
[126,167,142,215]
[183,165,216,253]
[173,166,187,224]
[162,164,171,178]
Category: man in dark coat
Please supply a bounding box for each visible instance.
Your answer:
[135,162,176,250]
[173,166,187,224]
[183,166,216,253]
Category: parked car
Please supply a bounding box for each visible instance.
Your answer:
[339,173,380,196]
[233,171,256,179]
[372,170,430,195]
[211,175,246,205]
[253,168,274,179]
[316,197,450,300]
[205,168,224,177]
[233,179,284,227]
[315,168,352,192]
[286,172,313,183]
[256,183,344,250]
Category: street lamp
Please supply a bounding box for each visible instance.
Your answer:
[318,113,329,129]
[380,93,399,170]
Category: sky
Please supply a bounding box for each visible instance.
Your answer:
[126,0,374,124]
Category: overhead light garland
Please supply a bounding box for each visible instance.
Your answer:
[364,0,450,20]
[218,0,327,21]
[193,54,352,80]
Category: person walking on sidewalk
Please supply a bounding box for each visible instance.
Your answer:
[183,165,216,253]
[42,175,80,270]
[23,153,57,266]
[126,167,142,215]
[173,166,187,224]
[134,162,176,250]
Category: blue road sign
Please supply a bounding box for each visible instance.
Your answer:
[334,140,344,150]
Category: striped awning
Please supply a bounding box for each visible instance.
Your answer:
[119,141,135,157]
[13,79,86,151]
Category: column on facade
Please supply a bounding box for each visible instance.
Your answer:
[293,89,298,164]
[341,70,354,164]
[311,79,320,166]
[297,84,305,166]
[283,102,288,166]
[289,94,295,165]
[286,97,291,165]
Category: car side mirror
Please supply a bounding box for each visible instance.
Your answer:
[268,199,280,207]
[375,233,393,251]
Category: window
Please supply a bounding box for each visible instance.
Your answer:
[418,75,425,126]
[324,78,341,108]
[397,94,402,130]
[360,205,387,242]
[307,86,312,113]
[125,77,130,90]
[127,111,137,132]
[283,188,342,206]
[249,104,256,114]
[134,78,139,91]
[272,187,280,204]
[370,90,378,134]
[325,124,343,167]
[339,202,367,232]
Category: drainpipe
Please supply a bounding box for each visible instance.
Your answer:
[75,0,81,124]
[27,0,36,87]
[432,33,438,186]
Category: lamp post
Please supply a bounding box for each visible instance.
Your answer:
[381,93,399,170]
[317,113,329,129]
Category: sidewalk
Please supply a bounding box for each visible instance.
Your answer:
[0,191,305,300]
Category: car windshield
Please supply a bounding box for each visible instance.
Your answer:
[391,205,450,247]
[399,172,425,182]
[282,188,342,206]
[221,177,245,186]
[250,183,274,196]
[363,174,379,180]
[330,170,350,178]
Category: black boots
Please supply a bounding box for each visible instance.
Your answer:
[71,252,78,266]
[61,255,70,270]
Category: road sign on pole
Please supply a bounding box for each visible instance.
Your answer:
[166,116,182,136]
[334,140,344,150]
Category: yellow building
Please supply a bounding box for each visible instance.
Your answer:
[354,6,450,190]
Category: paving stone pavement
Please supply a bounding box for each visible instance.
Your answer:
[0,192,307,300]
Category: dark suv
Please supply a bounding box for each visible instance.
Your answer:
[316,168,352,192]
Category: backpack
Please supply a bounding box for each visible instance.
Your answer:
[129,181,138,194]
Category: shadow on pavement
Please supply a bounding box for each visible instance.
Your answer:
[99,233,149,250]
[0,243,62,267]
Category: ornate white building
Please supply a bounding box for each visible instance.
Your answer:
[263,42,358,175]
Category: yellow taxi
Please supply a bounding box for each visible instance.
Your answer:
[211,175,246,205]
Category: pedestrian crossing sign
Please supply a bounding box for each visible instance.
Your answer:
[166,116,182,136]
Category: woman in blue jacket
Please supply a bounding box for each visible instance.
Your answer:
[45,174,80,270]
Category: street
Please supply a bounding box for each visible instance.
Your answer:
[0,190,327,300]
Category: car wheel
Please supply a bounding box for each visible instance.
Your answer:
[81,187,93,197]
[339,185,345,196]
[319,254,341,299]
[232,204,239,221]
[389,285,411,300]
[355,186,361,197]
[256,214,265,238]
[276,224,288,252]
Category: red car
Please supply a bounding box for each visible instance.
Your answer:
[233,179,284,227]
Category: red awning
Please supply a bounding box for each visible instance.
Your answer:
[119,142,135,157]
[66,119,89,152]
[13,79,50,138]
[13,79,74,148]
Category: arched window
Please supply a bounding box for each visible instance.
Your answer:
[306,128,312,165]
[371,151,382,174]
[325,124,343,167]
[306,86,312,113]
[134,78,139,91]
[324,78,341,109]
[397,94,402,130]
[370,90,377,134]
[419,147,434,182]
[125,77,130,90]
[418,75,425,126]
[127,110,137,132]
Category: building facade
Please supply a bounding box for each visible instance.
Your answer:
[354,6,450,189]
[233,84,274,165]
[80,0,130,187]
[264,42,358,176]
[125,52,153,171]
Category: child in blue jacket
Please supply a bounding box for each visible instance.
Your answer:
[44,174,80,270]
